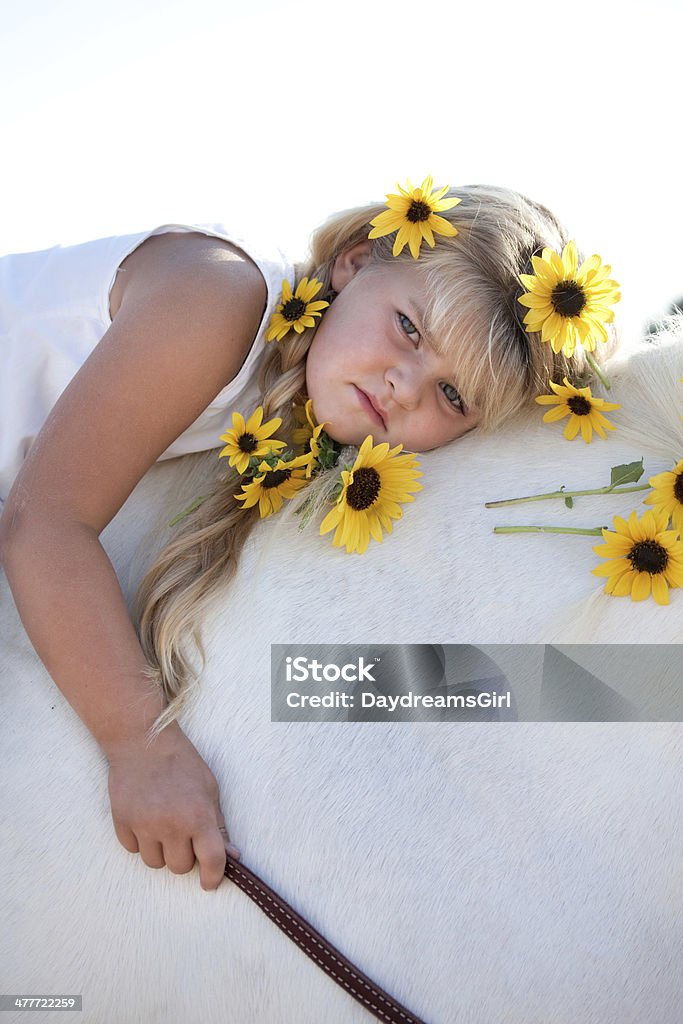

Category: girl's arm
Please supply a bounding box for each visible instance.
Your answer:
[0,232,267,889]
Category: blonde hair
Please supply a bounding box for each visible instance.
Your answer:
[134,184,618,736]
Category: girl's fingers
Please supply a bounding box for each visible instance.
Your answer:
[137,839,166,870]
[112,821,140,854]
[163,838,197,876]
[192,828,231,891]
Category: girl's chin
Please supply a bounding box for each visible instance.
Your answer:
[312,410,386,447]
[313,415,354,446]
[324,428,356,446]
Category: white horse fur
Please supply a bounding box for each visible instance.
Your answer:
[1,320,682,1023]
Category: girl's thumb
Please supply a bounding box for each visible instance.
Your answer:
[217,817,241,862]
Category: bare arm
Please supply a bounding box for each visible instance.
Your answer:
[0,232,267,888]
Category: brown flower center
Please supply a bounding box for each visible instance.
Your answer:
[262,468,292,489]
[567,395,592,416]
[551,281,587,318]
[282,297,306,322]
[346,467,381,510]
[406,200,432,223]
[674,471,683,504]
[238,432,258,453]
[628,540,668,575]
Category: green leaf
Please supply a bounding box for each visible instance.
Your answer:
[316,430,343,471]
[609,459,644,488]
[564,496,574,509]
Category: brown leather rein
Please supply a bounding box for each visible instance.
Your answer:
[224,853,429,1024]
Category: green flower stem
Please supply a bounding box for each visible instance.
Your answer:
[485,483,650,509]
[169,494,211,527]
[585,350,610,390]
[493,526,606,536]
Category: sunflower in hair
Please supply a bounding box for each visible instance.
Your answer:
[517,241,620,358]
[218,407,286,474]
[368,176,460,260]
[266,277,329,342]
[234,452,313,518]
[535,378,620,443]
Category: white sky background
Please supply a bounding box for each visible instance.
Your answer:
[1,0,681,342]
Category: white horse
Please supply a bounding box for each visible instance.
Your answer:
[1,323,682,1023]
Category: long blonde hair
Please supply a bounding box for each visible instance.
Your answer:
[134,184,617,737]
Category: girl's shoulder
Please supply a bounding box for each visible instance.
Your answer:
[108,229,267,323]
[2,230,270,539]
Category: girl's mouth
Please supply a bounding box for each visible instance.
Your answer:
[353,386,386,430]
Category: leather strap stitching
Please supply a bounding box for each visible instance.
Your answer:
[224,855,428,1024]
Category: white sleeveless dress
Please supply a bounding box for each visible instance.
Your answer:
[0,223,295,501]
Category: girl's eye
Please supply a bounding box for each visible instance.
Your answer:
[398,312,420,344]
[441,381,465,412]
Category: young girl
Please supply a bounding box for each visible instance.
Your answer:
[0,181,614,893]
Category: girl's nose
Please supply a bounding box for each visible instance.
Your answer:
[385,362,424,409]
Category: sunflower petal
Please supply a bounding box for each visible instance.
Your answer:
[631,572,652,601]
[543,405,571,423]
[592,557,632,578]
[579,417,593,443]
[561,241,578,277]
[564,416,581,440]
[427,214,457,237]
[651,574,670,605]
[610,569,638,597]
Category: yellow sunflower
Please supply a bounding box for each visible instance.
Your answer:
[234,453,313,518]
[535,377,621,443]
[368,176,460,260]
[292,399,327,477]
[517,241,621,358]
[218,407,286,474]
[265,277,329,342]
[319,435,422,555]
[592,509,683,605]
[643,459,683,533]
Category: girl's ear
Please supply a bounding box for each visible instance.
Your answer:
[330,240,372,292]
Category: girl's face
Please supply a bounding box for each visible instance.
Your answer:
[305,244,481,451]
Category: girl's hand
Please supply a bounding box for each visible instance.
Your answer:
[106,723,240,890]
